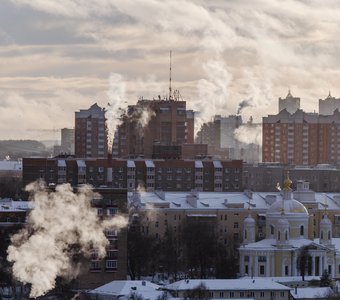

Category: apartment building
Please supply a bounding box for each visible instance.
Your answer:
[22,157,243,193]
[76,187,127,290]
[243,163,340,192]
[75,103,107,158]
[262,109,340,165]
[319,92,340,115]
[196,115,260,163]
[117,98,194,158]
[278,90,300,114]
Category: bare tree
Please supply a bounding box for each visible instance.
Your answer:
[184,282,211,300]
[296,246,312,281]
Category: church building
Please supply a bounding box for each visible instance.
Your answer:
[239,174,340,278]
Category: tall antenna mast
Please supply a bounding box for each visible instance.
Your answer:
[169,50,172,100]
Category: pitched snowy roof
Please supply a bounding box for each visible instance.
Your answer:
[291,287,332,299]
[88,280,162,299]
[165,279,291,291]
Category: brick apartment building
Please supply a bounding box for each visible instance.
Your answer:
[76,187,127,289]
[75,103,107,158]
[117,98,195,158]
[22,157,243,192]
[243,163,340,192]
[263,109,340,165]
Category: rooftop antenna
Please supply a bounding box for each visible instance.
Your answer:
[169,50,172,100]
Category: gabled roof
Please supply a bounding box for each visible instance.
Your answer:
[165,279,291,291]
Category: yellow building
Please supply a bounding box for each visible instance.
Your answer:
[239,176,340,278]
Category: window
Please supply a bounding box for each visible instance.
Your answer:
[270,225,274,235]
[280,291,285,298]
[244,256,249,262]
[300,225,304,236]
[285,265,289,275]
[244,229,247,239]
[240,292,244,298]
[285,231,288,240]
[260,291,265,298]
[234,222,239,229]
[278,231,281,240]
[258,256,266,262]
[106,260,117,269]
[245,265,248,274]
[108,207,117,215]
[219,292,224,298]
[229,292,234,298]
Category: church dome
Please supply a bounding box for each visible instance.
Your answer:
[267,199,308,215]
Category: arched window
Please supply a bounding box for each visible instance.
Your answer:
[300,225,304,236]
[245,229,247,239]
[321,231,323,239]
[278,231,281,241]
[270,225,274,235]
[328,231,331,240]
[285,231,288,240]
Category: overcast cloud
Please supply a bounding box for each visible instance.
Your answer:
[1,0,340,139]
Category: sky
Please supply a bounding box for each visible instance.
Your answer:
[1,0,340,140]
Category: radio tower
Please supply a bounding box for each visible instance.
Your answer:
[169,50,172,100]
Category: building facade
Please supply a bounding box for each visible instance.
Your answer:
[75,103,107,158]
[319,92,340,115]
[76,188,127,290]
[279,91,300,114]
[239,176,340,279]
[23,157,243,193]
[117,98,194,158]
[243,163,340,192]
[61,128,75,155]
[196,115,260,163]
[262,109,340,165]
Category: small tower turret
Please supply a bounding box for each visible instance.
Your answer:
[276,203,290,247]
[243,211,255,244]
[320,214,332,246]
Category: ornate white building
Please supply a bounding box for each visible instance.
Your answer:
[239,175,340,278]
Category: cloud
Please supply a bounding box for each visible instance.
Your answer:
[2,0,340,139]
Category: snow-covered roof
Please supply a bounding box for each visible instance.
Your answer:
[76,160,86,167]
[88,281,163,300]
[145,160,155,168]
[0,199,32,212]
[57,159,66,167]
[240,238,325,251]
[195,160,203,168]
[127,160,136,168]
[213,160,222,168]
[0,160,22,171]
[165,279,291,291]
[128,191,269,211]
[128,190,340,213]
[291,287,332,299]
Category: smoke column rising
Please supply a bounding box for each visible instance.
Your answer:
[7,181,127,298]
[106,73,127,153]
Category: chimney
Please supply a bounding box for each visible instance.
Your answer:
[107,154,113,185]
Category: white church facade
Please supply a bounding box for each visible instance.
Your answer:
[239,175,340,278]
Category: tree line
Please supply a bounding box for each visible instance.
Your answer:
[127,217,239,281]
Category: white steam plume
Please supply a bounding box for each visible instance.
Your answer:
[106,73,127,153]
[234,123,262,146]
[7,181,127,298]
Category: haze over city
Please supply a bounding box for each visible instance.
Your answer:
[1,0,340,140]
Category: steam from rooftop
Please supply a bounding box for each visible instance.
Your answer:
[106,73,127,153]
[7,181,127,298]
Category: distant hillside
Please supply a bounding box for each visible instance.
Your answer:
[0,140,51,159]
